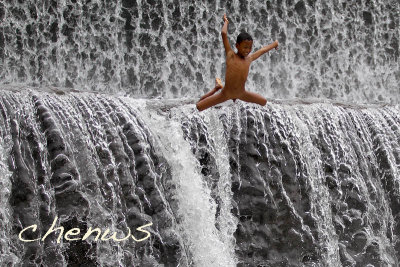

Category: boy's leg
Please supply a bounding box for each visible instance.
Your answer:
[196,91,229,111]
[239,91,267,106]
[199,88,217,101]
[199,78,223,101]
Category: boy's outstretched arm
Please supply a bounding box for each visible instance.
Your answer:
[250,40,279,61]
[221,14,233,55]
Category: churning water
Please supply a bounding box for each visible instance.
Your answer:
[1,1,400,266]
[1,0,399,102]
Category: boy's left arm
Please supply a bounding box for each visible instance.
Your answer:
[250,40,279,61]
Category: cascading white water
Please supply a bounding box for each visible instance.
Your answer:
[205,108,239,259]
[1,89,400,266]
[1,1,399,103]
[135,102,238,266]
[1,0,400,266]
[0,113,16,265]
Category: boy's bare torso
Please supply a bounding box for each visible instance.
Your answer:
[222,52,252,98]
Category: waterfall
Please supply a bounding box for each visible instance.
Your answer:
[135,102,237,266]
[1,89,399,266]
[1,1,399,103]
[1,0,400,266]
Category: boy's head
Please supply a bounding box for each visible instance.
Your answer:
[236,32,253,58]
[236,32,253,44]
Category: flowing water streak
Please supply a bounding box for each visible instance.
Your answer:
[289,104,341,265]
[291,104,399,266]
[135,101,236,266]
[64,94,135,266]
[0,99,17,265]
[270,104,338,263]
[203,106,239,265]
[32,93,137,266]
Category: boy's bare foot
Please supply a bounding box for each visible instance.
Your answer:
[215,78,223,89]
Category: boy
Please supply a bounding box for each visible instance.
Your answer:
[196,14,279,111]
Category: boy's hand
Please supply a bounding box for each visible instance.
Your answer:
[223,14,229,23]
[274,40,279,50]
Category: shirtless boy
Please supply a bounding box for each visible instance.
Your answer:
[196,14,279,111]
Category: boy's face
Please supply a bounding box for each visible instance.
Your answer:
[236,40,253,58]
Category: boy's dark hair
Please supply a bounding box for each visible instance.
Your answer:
[236,32,253,44]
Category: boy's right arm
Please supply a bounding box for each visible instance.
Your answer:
[250,40,278,61]
[221,14,233,56]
